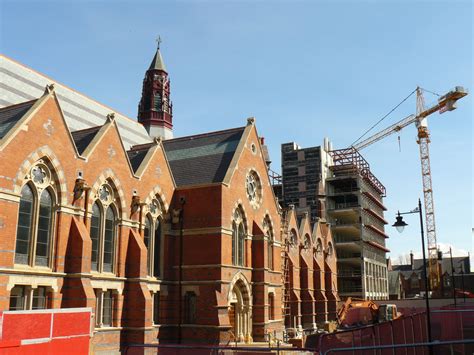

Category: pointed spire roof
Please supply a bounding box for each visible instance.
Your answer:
[149,37,167,73]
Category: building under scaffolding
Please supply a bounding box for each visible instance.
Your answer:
[277,142,389,300]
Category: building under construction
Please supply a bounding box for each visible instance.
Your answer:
[278,142,389,300]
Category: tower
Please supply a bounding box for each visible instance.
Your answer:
[138,38,173,139]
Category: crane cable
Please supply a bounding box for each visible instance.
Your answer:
[351,88,417,147]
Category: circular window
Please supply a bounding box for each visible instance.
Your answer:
[246,171,262,208]
[251,143,257,155]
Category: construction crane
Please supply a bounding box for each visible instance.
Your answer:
[351,86,468,290]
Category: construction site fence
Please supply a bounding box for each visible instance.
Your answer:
[322,339,474,355]
[317,308,474,355]
[123,343,314,355]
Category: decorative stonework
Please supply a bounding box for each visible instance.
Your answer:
[43,119,54,136]
[245,170,262,209]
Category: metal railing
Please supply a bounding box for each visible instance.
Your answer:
[123,343,315,354]
[323,339,474,355]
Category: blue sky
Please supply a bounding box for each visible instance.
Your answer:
[2,0,472,262]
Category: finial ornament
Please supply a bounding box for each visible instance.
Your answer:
[156,36,162,50]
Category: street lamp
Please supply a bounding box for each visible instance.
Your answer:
[392,198,433,350]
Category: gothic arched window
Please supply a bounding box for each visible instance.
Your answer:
[263,216,274,270]
[15,162,56,268]
[289,229,297,247]
[144,199,163,278]
[232,207,246,266]
[90,183,118,273]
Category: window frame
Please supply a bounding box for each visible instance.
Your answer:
[14,162,57,269]
[95,289,115,328]
[90,183,119,274]
[232,207,246,267]
[143,199,164,278]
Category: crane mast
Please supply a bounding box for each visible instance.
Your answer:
[352,86,468,290]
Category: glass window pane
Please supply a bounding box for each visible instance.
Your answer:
[102,290,113,327]
[144,217,151,276]
[9,286,26,310]
[238,224,245,266]
[103,207,115,272]
[153,219,161,278]
[185,292,197,324]
[32,287,48,309]
[153,292,160,324]
[90,202,101,271]
[35,190,53,266]
[232,222,236,265]
[15,185,34,264]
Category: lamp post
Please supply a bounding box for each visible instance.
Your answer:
[392,198,432,349]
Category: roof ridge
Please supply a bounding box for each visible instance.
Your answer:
[71,125,102,134]
[0,99,37,112]
[165,126,245,143]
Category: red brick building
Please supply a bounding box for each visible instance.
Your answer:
[0,48,338,352]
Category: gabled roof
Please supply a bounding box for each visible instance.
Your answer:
[127,143,155,172]
[71,126,102,154]
[163,127,245,187]
[0,99,37,139]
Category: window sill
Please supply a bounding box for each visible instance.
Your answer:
[94,326,122,332]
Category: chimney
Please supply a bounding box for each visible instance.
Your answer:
[410,251,414,270]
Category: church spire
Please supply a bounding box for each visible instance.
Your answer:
[138,37,173,140]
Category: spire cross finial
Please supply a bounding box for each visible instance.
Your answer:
[156,36,162,50]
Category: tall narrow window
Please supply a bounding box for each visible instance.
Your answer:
[269,293,275,320]
[153,292,160,324]
[144,200,163,278]
[232,207,246,267]
[144,216,152,275]
[103,207,116,273]
[263,216,273,270]
[90,203,101,272]
[15,185,34,265]
[153,219,162,277]
[232,222,237,265]
[184,292,197,324]
[35,189,53,266]
[90,183,118,273]
[238,223,245,266]
[102,290,113,327]
[14,162,57,268]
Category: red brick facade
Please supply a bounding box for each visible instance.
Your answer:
[0,57,339,352]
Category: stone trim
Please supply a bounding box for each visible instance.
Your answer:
[90,279,124,294]
[12,145,68,205]
[88,168,127,219]
[7,274,59,291]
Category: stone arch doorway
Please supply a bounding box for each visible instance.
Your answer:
[228,274,252,343]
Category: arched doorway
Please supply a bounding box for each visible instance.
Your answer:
[228,274,252,343]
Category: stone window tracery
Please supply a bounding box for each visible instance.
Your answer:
[14,162,56,268]
[246,171,262,208]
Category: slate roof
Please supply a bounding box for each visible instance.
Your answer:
[388,271,401,295]
[0,99,36,139]
[71,126,102,154]
[149,49,167,72]
[163,127,245,187]
[392,256,470,276]
[127,143,155,172]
